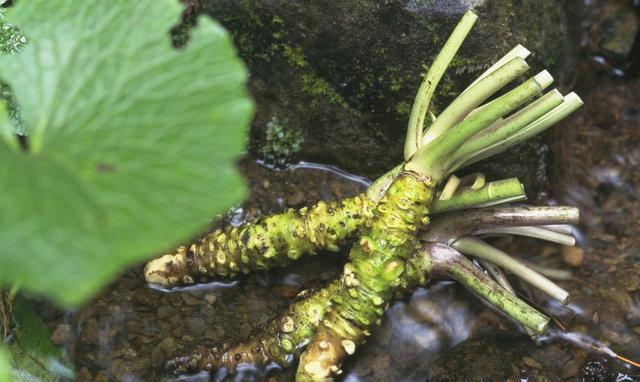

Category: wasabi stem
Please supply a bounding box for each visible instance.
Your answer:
[420,57,530,147]
[408,71,551,179]
[463,44,531,91]
[167,281,341,373]
[450,89,564,171]
[163,10,585,380]
[425,243,549,333]
[145,195,374,287]
[297,171,435,381]
[166,204,579,376]
[477,226,576,246]
[404,10,478,159]
[459,92,584,168]
[452,236,570,304]
[168,207,567,373]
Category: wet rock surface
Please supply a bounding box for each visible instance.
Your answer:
[185,0,579,199]
[582,0,640,75]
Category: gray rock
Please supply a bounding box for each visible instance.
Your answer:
[194,0,578,194]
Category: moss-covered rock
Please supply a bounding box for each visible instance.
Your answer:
[194,0,579,197]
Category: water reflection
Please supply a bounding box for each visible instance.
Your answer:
[343,282,485,382]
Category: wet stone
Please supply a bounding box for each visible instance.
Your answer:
[185,317,206,334]
[181,293,203,306]
[156,305,173,320]
[51,323,75,345]
[562,245,584,267]
[75,367,93,382]
[286,189,306,207]
[79,318,99,345]
[522,356,543,370]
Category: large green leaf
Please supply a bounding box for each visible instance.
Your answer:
[0,346,10,382]
[0,0,252,306]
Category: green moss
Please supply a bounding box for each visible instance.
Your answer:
[260,116,304,166]
[395,100,411,117]
[301,73,347,108]
[283,44,307,69]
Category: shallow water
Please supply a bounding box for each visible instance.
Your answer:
[37,137,640,381]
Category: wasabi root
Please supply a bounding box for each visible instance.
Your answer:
[144,195,373,286]
[166,205,577,374]
[145,177,525,287]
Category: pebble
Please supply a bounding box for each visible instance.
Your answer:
[79,318,99,345]
[185,317,206,334]
[75,367,93,382]
[205,294,217,305]
[562,246,584,267]
[287,190,306,206]
[51,324,75,345]
[561,359,580,379]
[522,356,542,369]
[156,305,173,320]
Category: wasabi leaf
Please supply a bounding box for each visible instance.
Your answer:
[0,0,252,306]
[0,346,10,382]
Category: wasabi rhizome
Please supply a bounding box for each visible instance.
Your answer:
[144,11,586,381]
